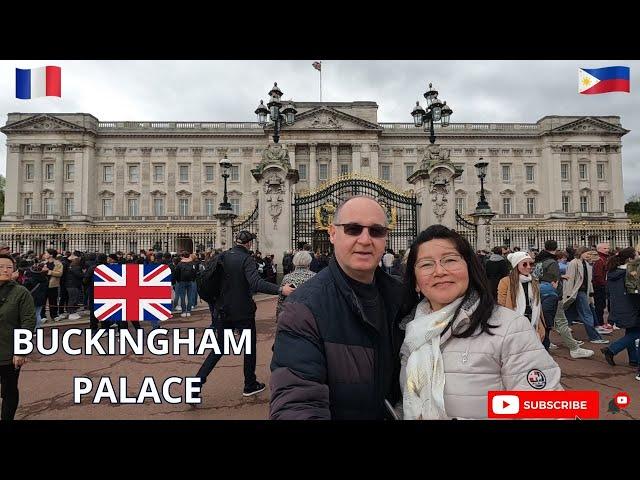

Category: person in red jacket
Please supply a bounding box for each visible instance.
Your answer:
[592,242,613,333]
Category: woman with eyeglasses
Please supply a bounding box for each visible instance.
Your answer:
[396,225,560,420]
[497,252,546,343]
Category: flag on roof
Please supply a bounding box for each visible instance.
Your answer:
[16,66,62,99]
[579,66,630,94]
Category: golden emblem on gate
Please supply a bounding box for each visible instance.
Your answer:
[315,202,337,230]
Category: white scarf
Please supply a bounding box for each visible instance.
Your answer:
[402,296,464,420]
[517,274,541,328]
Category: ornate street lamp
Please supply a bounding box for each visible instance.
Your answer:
[411,83,453,144]
[474,159,490,210]
[219,154,233,211]
[255,82,297,144]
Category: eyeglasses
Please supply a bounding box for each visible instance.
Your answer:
[415,254,466,275]
[333,223,389,238]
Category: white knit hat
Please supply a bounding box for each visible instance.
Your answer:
[507,251,533,269]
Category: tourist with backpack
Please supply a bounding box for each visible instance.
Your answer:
[193,230,295,398]
[175,252,198,317]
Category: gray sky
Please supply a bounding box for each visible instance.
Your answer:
[1,60,638,198]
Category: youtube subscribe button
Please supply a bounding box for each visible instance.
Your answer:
[488,391,599,419]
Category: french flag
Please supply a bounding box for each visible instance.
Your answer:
[579,66,630,94]
[15,66,62,99]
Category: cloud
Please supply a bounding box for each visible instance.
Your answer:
[1,60,638,197]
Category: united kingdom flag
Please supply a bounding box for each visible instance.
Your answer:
[93,264,173,322]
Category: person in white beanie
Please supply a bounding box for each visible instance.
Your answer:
[497,252,546,341]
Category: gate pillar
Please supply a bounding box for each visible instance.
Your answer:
[252,143,299,271]
[407,144,460,231]
[214,211,237,251]
[471,210,495,252]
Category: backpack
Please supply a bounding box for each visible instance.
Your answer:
[532,258,554,280]
[196,254,225,303]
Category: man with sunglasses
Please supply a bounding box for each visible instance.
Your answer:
[270,195,405,419]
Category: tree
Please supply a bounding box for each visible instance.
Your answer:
[625,194,640,222]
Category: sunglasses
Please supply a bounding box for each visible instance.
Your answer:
[333,223,389,238]
[521,262,533,267]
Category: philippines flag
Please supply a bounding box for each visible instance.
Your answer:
[579,66,630,94]
[15,66,62,99]
[93,264,173,322]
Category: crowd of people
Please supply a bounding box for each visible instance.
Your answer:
[1,195,640,420]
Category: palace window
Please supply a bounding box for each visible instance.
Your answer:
[580,196,588,212]
[561,163,570,181]
[25,163,34,181]
[456,197,465,214]
[45,163,54,181]
[153,198,164,216]
[579,163,588,180]
[405,164,415,178]
[230,198,240,215]
[319,164,328,181]
[503,197,512,214]
[526,165,534,182]
[205,198,215,216]
[562,196,570,213]
[526,197,535,214]
[128,164,139,183]
[153,165,164,182]
[44,198,55,215]
[230,165,239,182]
[65,163,74,181]
[298,163,307,181]
[380,164,391,181]
[103,165,113,183]
[128,198,139,216]
[340,163,351,176]
[102,198,113,217]
[205,165,215,182]
[600,195,606,213]
[64,197,74,216]
[597,163,606,180]
[179,198,190,216]
[501,165,511,182]
[179,165,189,182]
[23,198,32,215]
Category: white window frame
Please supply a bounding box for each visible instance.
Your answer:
[44,198,55,215]
[205,165,215,182]
[45,163,54,181]
[128,164,139,183]
[153,165,164,182]
[597,163,606,180]
[298,163,308,181]
[24,197,32,215]
[456,197,465,214]
[153,198,164,216]
[179,165,189,182]
[64,197,74,216]
[562,196,570,213]
[340,163,351,176]
[230,165,240,182]
[65,163,74,181]
[525,165,534,182]
[526,197,535,214]
[128,198,139,216]
[102,198,113,217]
[406,164,415,179]
[579,163,588,181]
[230,198,240,215]
[380,164,391,181]
[318,163,328,181]
[580,196,588,213]
[501,165,511,182]
[103,165,113,183]
[503,197,512,214]
[599,195,606,213]
[204,198,215,216]
[25,163,34,181]
[561,163,570,181]
[179,198,189,216]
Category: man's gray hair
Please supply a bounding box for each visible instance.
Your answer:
[333,195,388,226]
[292,250,312,268]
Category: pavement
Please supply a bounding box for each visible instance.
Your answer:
[14,297,640,420]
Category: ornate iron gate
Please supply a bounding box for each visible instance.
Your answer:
[232,201,259,251]
[292,175,419,254]
[455,210,478,249]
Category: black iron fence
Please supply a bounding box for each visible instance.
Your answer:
[492,225,640,250]
[232,201,259,251]
[455,210,478,249]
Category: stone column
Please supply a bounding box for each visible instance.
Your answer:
[286,143,296,168]
[192,147,202,215]
[4,144,23,219]
[589,148,599,212]
[214,211,237,251]
[140,147,155,215]
[370,144,379,178]
[252,144,299,269]
[609,144,625,213]
[83,143,96,218]
[53,145,64,216]
[331,143,338,179]
[351,144,361,172]
[114,147,127,216]
[166,148,177,215]
[33,144,43,214]
[471,211,496,252]
[571,146,580,213]
[407,144,459,231]
[309,142,318,189]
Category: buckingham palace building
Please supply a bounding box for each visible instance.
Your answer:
[0,98,635,263]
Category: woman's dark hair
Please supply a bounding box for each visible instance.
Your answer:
[403,225,498,338]
[607,247,636,272]
[0,253,17,268]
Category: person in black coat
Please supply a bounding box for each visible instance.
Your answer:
[484,246,510,300]
[601,247,640,366]
[22,263,49,328]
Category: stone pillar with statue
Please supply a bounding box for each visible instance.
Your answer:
[407,144,460,231]
[251,143,299,271]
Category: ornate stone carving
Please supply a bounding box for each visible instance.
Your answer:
[166,147,178,156]
[8,145,23,153]
[141,147,153,156]
[115,147,127,156]
[252,144,292,178]
[264,172,286,229]
[429,170,451,223]
[310,112,342,129]
[264,173,285,195]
